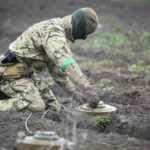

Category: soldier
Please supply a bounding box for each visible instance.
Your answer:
[0,8,100,111]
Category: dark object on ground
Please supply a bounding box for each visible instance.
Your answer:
[88,100,99,108]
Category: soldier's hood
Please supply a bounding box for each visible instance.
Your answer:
[62,15,75,43]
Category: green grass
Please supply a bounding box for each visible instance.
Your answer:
[88,62,98,69]
[100,59,113,65]
[103,86,114,91]
[87,32,131,49]
[124,48,134,55]
[106,33,131,47]
[128,60,150,72]
[76,30,149,56]
[92,79,113,90]
[114,67,126,72]
[92,83,103,88]
[143,31,150,37]
[138,32,150,46]
[94,116,111,130]
[124,135,136,142]
[143,48,150,55]
[115,25,122,32]
[129,60,144,71]
[76,28,150,74]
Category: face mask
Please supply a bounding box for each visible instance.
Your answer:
[72,9,86,40]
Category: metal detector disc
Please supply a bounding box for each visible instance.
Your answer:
[79,103,117,115]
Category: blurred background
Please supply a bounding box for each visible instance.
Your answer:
[0,0,150,50]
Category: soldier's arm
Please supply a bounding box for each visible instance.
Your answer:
[62,61,89,88]
[42,28,90,89]
[47,62,75,93]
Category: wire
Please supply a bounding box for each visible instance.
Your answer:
[25,113,33,134]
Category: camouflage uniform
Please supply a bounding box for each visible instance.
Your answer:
[0,18,89,111]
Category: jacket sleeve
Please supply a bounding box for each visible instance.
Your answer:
[47,61,75,93]
[42,29,89,89]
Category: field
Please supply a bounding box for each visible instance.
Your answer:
[0,0,150,149]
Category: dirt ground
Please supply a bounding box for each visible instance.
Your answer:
[0,0,150,150]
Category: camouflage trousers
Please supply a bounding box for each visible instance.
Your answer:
[0,77,61,111]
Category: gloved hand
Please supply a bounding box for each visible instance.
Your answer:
[84,86,99,109]
[71,91,87,104]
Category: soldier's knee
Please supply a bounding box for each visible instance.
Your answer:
[29,101,45,111]
[37,102,45,111]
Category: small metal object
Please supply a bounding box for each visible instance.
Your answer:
[33,131,59,140]
[79,103,117,116]
[16,131,73,150]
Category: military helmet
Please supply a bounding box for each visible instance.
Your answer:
[72,7,99,40]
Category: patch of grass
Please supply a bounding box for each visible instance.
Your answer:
[47,82,51,87]
[118,104,123,107]
[129,60,145,71]
[92,83,103,88]
[139,32,150,46]
[92,78,112,91]
[87,32,131,49]
[124,48,134,55]
[129,60,144,71]
[100,59,113,65]
[115,25,121,32]
[92,79,113,90]
[143,48,150,55]
[113,67,126,72]
[124,135,136,142]
[103,86,114,91]
[128,60,150,72]
[88,37,108,49]
[143,31,150,37]
[88,62,98,69]
[106,33,131,47]
[94,116,111,130]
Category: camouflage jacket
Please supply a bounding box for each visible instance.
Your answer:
[9,18,89,92]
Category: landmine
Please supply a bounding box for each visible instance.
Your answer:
[16,131,73,150]
[79,101,117,116]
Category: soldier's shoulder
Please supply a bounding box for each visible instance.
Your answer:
[34,18,63,28]
[30,18,63,32]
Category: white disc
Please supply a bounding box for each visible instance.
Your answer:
[79,103,117,115]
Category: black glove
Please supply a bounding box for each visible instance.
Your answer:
[84,86,99,109]
[71,91,87,104]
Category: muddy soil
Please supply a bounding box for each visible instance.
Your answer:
[0,0,150,150]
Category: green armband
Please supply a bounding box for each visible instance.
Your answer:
[60,57,76,71]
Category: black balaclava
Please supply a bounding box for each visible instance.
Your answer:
[72,9,86,40]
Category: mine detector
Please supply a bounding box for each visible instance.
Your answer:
[16,131,73,150]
